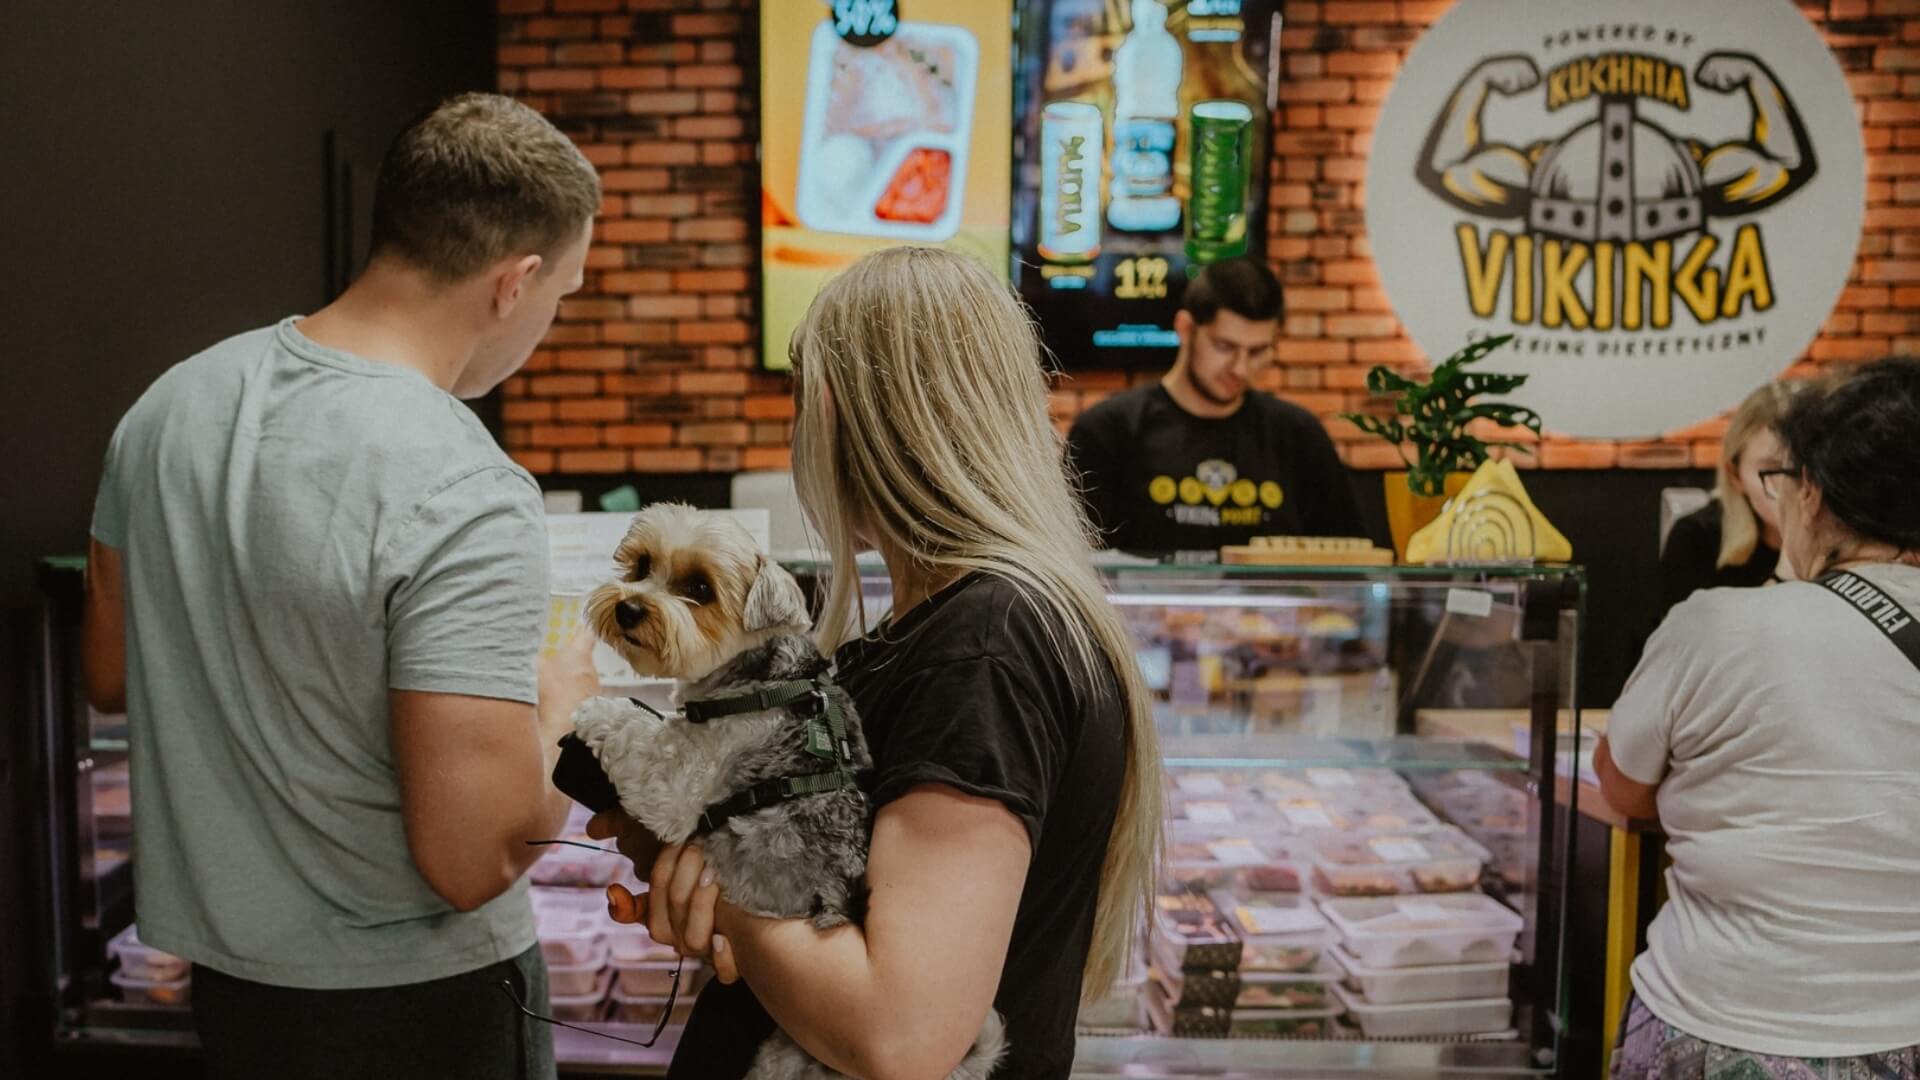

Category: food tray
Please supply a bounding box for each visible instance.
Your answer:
[1255,768,1410,798]
[110,969,192,1007]
[537,907,607,966]
[548,966,614,1023]
[1234,964,1341,1010]
[1229,1005,1345,1036]
[1150,892,1240,972]
[1274,792,1440,834]
[609,986,697,1026]
[1143,979,1231,1037]
[1330,943,1510,1004]
[1214,892,1330,973]
[606,925,678,966]
[1078,962,1149,1032]
[613,960,686,997]
[1330,982,1512,1038]
[548,940,611,996]
[1151,964,1239,1009]
[107,924,190,982]
[1166,834,1306,893]
[1311,826,1491,896]
[1320,894,1523,969]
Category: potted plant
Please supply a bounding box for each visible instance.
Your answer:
[1340,334,1543,557]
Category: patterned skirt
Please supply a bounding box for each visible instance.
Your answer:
[1611,995,1920,1080]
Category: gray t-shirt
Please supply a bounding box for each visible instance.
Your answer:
[1610,564,1920,1057]
[91,318,548,989]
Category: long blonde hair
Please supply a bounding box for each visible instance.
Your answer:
[1715,381,1801,569]
[789,246,1161,997]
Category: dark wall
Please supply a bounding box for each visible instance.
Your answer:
[0,2,493,1070]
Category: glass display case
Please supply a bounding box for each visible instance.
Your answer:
[27,556,1583,1077]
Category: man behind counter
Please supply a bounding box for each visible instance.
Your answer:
[1066,257,1365,559]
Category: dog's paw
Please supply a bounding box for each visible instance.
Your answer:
[570,696,648,752]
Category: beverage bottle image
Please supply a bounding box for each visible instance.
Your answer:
[1186,100,1253,264]
[1108,0,1182,233]
[1039,101,1104,263]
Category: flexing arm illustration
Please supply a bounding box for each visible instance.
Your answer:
[1689,51,1817,214]
[1416,55,1547,217]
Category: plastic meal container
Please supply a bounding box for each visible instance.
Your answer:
[548,967,613,1023]
[537,907,606,967]
[1233,964,1342,1010]
[1150,892,1241,972]
[1214,892,1331,973]
[1143,980,1231,1037]
[547,940,611,996]
[1330,943,1510,1004]
[1320,894,1524,969]
[606,925,678,966]
[613,960,685,997]
[108,924,189,982]
[1229,1005,1345,1036]
[110,969,192,1007]
[1330,982,1512,1038]
[609,986,696,1026]
[1310,826,1491,896]
[1167,834,1307,894]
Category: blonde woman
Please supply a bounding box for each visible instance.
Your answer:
[594,247,1161,1080]
[1657,381,1803,615]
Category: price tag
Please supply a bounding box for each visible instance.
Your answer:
[1284,806,1336,829]
[1367,836,1432,862]
[1396,900,1457,925]
[1177,774,1228,796]
[1208,840,1267,866]
[1236,905,1323,935]
[1185,801,1236,825]
[1306,768,1356,788]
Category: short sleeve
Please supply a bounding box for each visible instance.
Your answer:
[865,655,1061,849]
[91,415,132,549]
[1606,599,1707,785]
[383,468,549,704]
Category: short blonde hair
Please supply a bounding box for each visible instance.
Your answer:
[789,247,1161,998]
[1715,381,1802,568]
[370,93,600,282]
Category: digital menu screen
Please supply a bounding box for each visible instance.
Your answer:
[759,0,1013,371]
[1012,0,1279,369]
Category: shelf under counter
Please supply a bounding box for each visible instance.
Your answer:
[1072,1030,1544,1077]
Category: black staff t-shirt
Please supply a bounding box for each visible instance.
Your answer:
[667,572,1126,1080]
[1066,384,1366,558]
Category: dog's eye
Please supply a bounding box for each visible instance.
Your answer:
[679,576,714,604]
[627,553,651,582]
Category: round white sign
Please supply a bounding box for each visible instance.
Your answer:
[1366,0,1865,438]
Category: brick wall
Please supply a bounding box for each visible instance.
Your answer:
[497,0,1920,479]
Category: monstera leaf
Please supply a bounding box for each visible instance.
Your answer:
[1340,334,1542,497]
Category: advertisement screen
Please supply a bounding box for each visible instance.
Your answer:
[1012,0,1279,370]
[759,0,1013,372]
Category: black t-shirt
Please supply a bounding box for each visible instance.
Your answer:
[1658,501,1781,618]
[1065,384,1366,558]
[667,573,1126,1080]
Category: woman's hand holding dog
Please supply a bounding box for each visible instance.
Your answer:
[588,815,741,985]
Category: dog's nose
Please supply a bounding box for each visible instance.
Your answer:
[615,600,647,631]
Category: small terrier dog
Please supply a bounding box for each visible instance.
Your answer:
[570,503,1007,1080]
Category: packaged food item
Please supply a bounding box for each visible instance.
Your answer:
[1311,826,1491,896]
[1143,979,1231,1037]
[1150,964,1239,1009]
[609,985,696,1027]
[1215,892,1329,973]
[548,967,614,1023]
[1229,1006,1344,1037]
[1330,943,1510,1005]
[613,960,685,998]
[110,969,192,1007]
[1235,965,1340,1010]
[547,939,610,996]
[1320,894,1524,969]
[606,925,678,966]
[1275,792,1440,834]
[1330,982,1513,1038]
[1165,834,1304,894]
[1150,892,1240,972]
[1077,963,1147,1032]
[537,907,606,966]
[107,924,189,982]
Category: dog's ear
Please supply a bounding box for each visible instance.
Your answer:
[743,556,810,632]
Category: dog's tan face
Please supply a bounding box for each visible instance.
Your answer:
[585,503,810,682]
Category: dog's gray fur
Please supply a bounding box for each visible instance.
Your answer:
[571,509,1007,1080]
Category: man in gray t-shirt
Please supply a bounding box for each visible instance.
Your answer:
[84,94,601,1080]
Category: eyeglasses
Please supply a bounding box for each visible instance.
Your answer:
[1758,467,1798,500]
[507,839,686,1048]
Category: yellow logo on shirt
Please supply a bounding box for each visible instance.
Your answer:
[1149,475,1178,504]
[1149,461,1284,527]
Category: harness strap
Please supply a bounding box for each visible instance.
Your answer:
[695,765,859,836]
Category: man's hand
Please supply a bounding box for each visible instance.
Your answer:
[538,630,601,745]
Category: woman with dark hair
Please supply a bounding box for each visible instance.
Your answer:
[1597,359,1920,1079]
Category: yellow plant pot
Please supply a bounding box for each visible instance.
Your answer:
[1384,471,1472,560]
